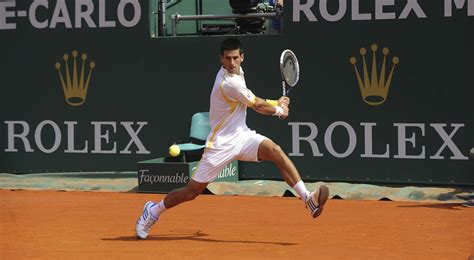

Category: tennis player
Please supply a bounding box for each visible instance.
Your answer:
[136,37,329,239]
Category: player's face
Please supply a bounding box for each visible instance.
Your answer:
[220,49,244,75]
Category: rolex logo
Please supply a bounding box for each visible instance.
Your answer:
[350,44,399,106]
[55,50,96,107]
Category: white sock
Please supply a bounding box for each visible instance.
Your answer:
[292,181,310,201]
[150,200,167,219]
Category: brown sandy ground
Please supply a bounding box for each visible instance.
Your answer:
[0,189,473,259]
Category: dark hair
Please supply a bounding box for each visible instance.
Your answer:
[220,37,243,55]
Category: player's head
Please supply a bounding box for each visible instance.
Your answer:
[220,37,244,75]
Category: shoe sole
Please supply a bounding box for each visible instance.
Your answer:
[312,185,329,218]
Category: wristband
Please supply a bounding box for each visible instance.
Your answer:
[273,106,284,116]
[266,99,279,106]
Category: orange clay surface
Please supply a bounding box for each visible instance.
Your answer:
[1,189,473,259]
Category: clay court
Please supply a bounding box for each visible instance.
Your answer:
[1,189,472,259]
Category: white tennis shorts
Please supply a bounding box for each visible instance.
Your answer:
[192,130,268,183]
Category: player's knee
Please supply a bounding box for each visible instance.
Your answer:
[270,144,284,161]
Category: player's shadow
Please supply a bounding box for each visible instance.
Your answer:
[397,203,465,210]
[103,229,297,246]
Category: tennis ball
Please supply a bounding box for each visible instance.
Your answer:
[169,144,180,157]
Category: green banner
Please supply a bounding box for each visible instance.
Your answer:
[137,158,238,193]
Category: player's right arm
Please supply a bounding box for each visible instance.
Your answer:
[250,97,289,119]
[223,79,289,118]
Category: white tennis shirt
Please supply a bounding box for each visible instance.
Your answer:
[206,66,256,149]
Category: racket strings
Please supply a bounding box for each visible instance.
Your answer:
[282,55,298,86]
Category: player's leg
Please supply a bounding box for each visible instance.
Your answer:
[163,179,209,209]
[136,178,209,239]
[257,139,307,195]
[256,139,329,218]
[135,180,207,239]
[136,149,230,239]
[238,135,301,187]
[156,149,232,213]
[257,139,301,187]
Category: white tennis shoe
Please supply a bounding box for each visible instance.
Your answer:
[136,201,158,239]
[305,185,329,218]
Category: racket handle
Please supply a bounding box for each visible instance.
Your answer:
[280,81,288,119]
[282,81,286,96]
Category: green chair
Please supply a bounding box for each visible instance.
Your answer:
[172,112,210,162]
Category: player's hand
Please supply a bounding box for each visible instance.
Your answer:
[278,96,290,107]
[279,105,289,119]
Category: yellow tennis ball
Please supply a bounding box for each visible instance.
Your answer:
[169,144,180,157]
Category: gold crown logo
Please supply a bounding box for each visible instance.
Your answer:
[55,50,96,106]
[350,44,399,106]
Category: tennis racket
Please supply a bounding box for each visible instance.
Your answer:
[280,49,300,96]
